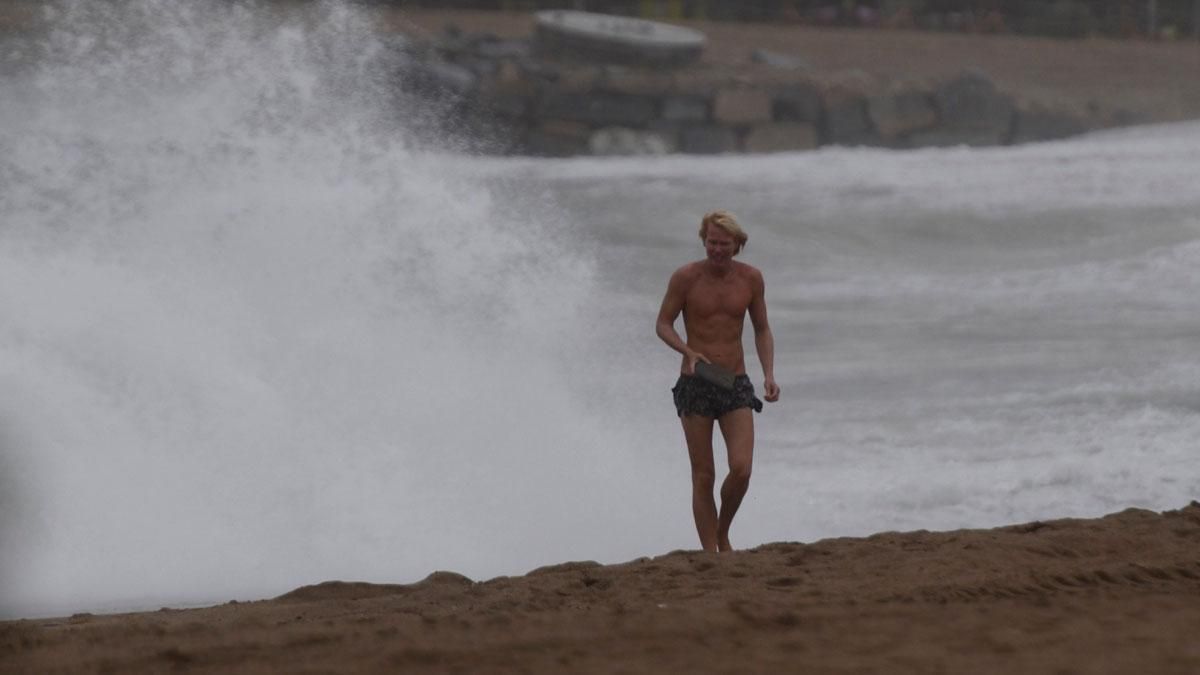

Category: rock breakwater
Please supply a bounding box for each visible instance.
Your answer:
[401,20,1105,156]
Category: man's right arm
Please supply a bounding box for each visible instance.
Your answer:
[656,268,706,372]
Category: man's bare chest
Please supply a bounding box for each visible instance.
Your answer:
[684,277,751,318]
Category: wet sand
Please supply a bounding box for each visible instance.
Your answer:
[4,503,1199,674]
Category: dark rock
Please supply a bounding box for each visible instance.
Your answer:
[553,65,604,95]
[456,107,527,154]
[1108,108,1148,127]
[434,24,467,55]
[1011,105,1089,144]
[540,90,657,127]
[525,119,592,157]
[645,120,683,148]
[931,69,1014,144]
[406,59,477,99]
[589,126,675,155]
[479,91,531,120]
[822,93,880,146]
[597,68,676,96]
[516,59,563,86]
[456,56,500,79]
[476,62,541,120]
[672,69,726,96]
[743,123,818,153]
[473,38,531,60]
[661,96,710,123]
[772,83,823,124]
[713,88,772,125]
[867,89,937,141]
[679,125,739,154]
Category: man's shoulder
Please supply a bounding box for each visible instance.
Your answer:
[733,261,764,282]
[671,261,705,281]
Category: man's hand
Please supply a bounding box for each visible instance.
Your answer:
[684,351,710,375]
[763,376,780,402]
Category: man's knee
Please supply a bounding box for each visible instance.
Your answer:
[728,460,752,484]
[691,465,716,488]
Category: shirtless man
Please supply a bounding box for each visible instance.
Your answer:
[655,210,780,553]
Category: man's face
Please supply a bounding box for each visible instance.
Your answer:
[704,226,737,265]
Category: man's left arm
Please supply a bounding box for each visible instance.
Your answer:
[748,268,780,402]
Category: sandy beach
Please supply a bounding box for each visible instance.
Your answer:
[3,8,1199,674]
[4,503,1198,673]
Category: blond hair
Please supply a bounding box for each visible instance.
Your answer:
[699,210,748,253]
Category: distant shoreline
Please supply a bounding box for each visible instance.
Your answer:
[5,5,1196,124]
[385,8,1200,125]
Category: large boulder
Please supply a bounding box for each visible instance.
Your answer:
[406,58,478,99]
[867,88,937,141]
[457,110,525,155]
[524,119,592,156]
[552,65,604,94]
[819,71,882,146]
[671,68,727,97]
[595,67,676,96]
[475,62,540,120]
[473,37,532,61]
[772,82,823,125]
[539,90,658,127]
[1011,103,1089,144]
[679,125,739,154]
[930,69,1014,146]
[661,95,710,123]
[743,123,818,153]
[712,88,772,125]
[822,93,878,146]
[589,126,675,155]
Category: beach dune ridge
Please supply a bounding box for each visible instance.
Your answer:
[4,503,1199,673]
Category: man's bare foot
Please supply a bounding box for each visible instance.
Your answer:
[717,536,733,552]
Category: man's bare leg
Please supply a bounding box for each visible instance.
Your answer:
[715,407,754,552]
[680,414,718,552]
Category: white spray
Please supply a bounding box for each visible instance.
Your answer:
[0,0,678,619]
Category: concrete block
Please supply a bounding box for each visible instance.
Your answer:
[772,83,823,124]
[867,89,937,140]
[743,123,818,153]
[712,88,772,125]
[589,126,675,156]
[598,67,676,96]
[540,91,658,127]
[671,69,727,96]
[679,125,739,154]
[661,96,709,122]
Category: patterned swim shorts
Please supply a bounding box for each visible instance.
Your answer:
[671,374,763,419]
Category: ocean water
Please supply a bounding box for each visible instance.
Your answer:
[2,1,1198,619]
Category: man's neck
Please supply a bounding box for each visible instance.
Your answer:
[703,259,733,277]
